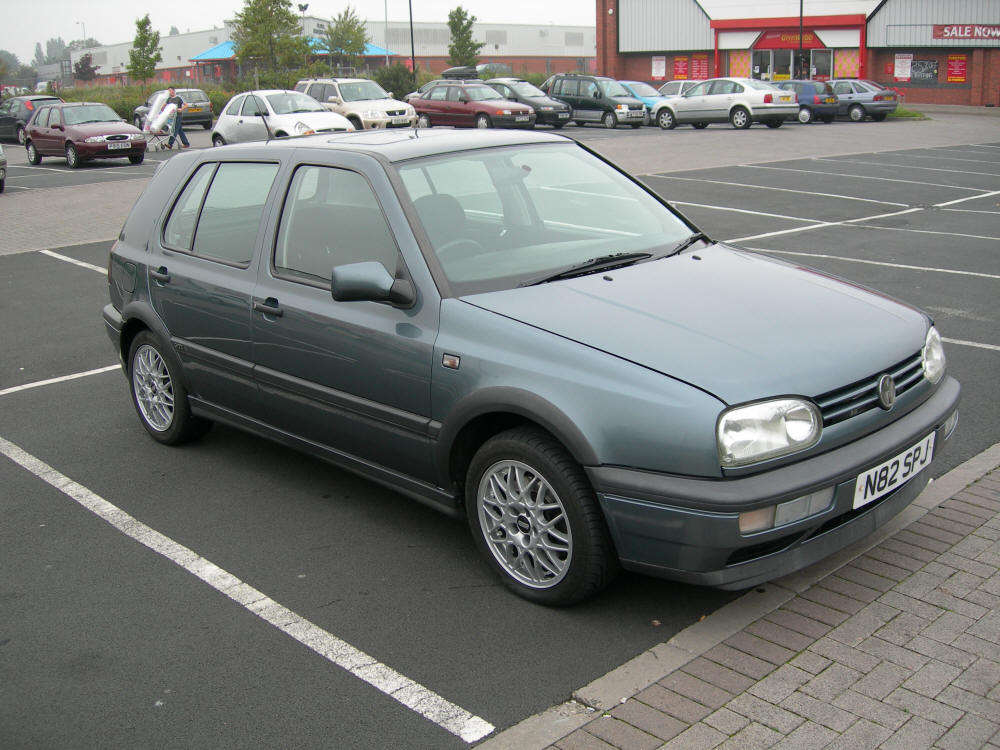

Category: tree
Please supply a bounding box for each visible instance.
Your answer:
[74,53,99,81]
[33,43,45,68]
[68,38,101,52]
[373,63,416,100]
[169,26,180,36]
[45,38,68,64]
[446,6,484,67]
[127,15,162,83]
[231,0,310,75]
[324,6,369,72]
[0,49,19,72]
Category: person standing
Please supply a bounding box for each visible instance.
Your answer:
[165,86,191,149]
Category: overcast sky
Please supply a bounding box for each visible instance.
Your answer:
[1,1,595,66]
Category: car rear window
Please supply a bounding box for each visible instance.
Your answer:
[181,90,208,102]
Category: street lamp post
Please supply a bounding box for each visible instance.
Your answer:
[798,0,804,78]
[76,21,86,46]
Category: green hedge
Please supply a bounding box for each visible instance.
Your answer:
[60,83,238,121]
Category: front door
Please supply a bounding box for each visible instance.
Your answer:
[251,161,439,482]
[233,94,270,143]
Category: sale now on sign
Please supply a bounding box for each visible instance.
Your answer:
[933,24,1000,40]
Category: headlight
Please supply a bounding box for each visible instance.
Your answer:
[496,109,512,115]
[85,136,105,143]
[616,104,629,112]
[540,106,554,111]
[922,326,945,384]
[131,133,146,141]
[293,121,316,135]
[405,106,415,116]
[718,398,821,467]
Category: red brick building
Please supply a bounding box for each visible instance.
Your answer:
[596,0,1000,106]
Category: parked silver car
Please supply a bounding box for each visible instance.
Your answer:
[294,78,416,130]
[829,79,899,121]
[656,77,798,130]
[211,90,352,146]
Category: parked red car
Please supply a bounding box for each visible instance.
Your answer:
[412,80,536,129]
[25,102,147,168]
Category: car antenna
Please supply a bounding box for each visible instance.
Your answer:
[258,94,274,142]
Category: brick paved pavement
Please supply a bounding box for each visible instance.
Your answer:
[481,447,1000,750]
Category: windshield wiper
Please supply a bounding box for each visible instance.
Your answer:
[520,252,652,287]
[665,231,709,257]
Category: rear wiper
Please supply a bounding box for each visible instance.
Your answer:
[665,231,709,256]
[520,252,652,286]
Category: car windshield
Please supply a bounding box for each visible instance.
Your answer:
[397,142,692,295]
[464,85,504,101]
[266,92,325,114]
[339,80,390,101]
[63,104,121,124]
[627,82,660,97]
[599,80,630,97]
[510,81,546,97]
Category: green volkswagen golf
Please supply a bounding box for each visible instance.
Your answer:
[103,128,959,605]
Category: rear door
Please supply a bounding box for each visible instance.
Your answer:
[832,81,856,114]
[150,158,282,412]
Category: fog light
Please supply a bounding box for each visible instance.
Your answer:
[943,410,959,439]
[739,487,835,535]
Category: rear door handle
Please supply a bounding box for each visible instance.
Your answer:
[150,266,170,283]
[253,298,283,317]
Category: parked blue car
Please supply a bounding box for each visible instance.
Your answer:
[619,80,676,127]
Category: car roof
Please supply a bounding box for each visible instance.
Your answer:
[486,78,528,84]
[219,127,567,163]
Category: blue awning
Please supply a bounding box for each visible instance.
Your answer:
[190,40,235,61]
[308,38,395,57]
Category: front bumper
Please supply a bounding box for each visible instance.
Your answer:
[78,140,146,159]
[494,113,537,129]
[537,110,572,126]
[588,376,960,590]
[364,115,417,129]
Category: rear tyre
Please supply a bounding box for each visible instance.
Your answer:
[211,134,226,147]
[765,119,783,128]
[657,108,676,130]
[26,140,42,165]
[65,143,81,169]
[16,125,26,145]
[871,112,887,122]
[797,107,813,124]
[551,121,566,129]
[128,330,212,445]
[730,107,751,129]
[0,178,4,193]
[820,115,834,123]
[465,426,618,606]
[602,111,618,129]
[475,113,492,129]
[848,104,866,122]
[692,122,709,129]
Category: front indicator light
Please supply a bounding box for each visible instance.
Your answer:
[739,488,835,535]
[718,398,821,467]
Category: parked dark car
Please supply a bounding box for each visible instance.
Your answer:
[25,102,146,168]
[774,80,839,123]
[0,94,63,144]
[104,128,959,605]
[829,79,899,121]
[485,77,572,127]
[133,88,213,130]
[0,142,6,192]
[412,80,535,129]
[543,74,646,128]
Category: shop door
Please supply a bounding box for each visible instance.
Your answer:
[752,49,771,81]
[811,49,832,80]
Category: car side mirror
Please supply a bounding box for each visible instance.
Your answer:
[328,96,342,104]
[459,93,469,103]
[593,90,602,98]
[331,261,415,307]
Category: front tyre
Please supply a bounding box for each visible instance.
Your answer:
[602,111,618,129]
[128,153,145,165]
[26,140,42,165]
[211,134,226,147]
[475,113,492,129]
[657,108,676,130]
[128,331,211,445]
[465,427,618,606]
[65,143,81,168]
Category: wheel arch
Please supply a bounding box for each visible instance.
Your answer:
[436,387,600,495]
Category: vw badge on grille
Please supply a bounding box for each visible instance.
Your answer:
[877,374,896,410]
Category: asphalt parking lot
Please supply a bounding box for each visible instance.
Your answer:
[1,112,998,748]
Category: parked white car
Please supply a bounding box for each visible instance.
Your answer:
[211,90,352,146]
[294,78,416,130]
[656,77,798,130]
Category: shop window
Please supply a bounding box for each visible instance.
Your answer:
[811,49,832,80]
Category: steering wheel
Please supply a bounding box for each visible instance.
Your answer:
[436,237,484,260]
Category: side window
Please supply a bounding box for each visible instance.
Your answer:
[833,82,851,95]
[853,82,868,94]
[446,86,462,102]
[274,165,398,282]
[241,96,266,116]
[192,162,279,265]
[662,82,680,95]
[163,163,216,250]
[687,81,710,96]
[34,107,50,127]
[583,81,598,98]
[428,86,448,101]
[225,96,244,115]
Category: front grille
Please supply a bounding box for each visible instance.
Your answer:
[815,352,923,426]
[106,134,129,141]
[385,109,405,116]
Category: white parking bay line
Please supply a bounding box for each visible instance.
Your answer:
[0,365,121,397]
[748,248,1000,281]
[0,436,495,744]
[41,249,107,274]
[942,337,1000,352]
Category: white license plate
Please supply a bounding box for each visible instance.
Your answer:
[107,141,130,150]
[558,112,570,118]
[515,115,530,122]
[392,117,410,124]
[853,432,935,509]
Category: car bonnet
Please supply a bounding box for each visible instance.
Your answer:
[461,243,928,405]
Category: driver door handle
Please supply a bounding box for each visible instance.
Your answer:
[150,266,170,283]
[253,297,283,317]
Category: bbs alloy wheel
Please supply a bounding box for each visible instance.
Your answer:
[466,427,617,605]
